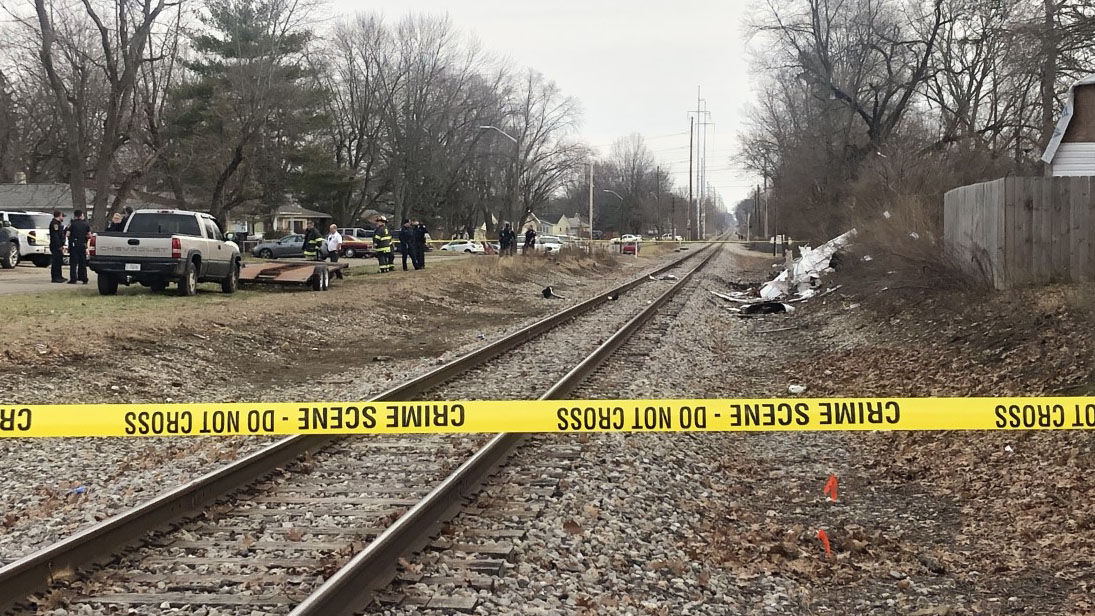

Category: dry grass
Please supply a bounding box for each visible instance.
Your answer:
[835,195,992,316]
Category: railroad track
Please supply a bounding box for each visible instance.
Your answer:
[1,242,719,615]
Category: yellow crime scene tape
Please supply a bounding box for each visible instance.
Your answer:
[2,398,1095,437]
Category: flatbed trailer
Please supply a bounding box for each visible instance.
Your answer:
[239,260,346,291]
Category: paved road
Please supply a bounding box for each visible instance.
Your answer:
[0,252,469,296]
[0,262,69,296]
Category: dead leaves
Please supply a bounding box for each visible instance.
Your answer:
[563,519,583,535]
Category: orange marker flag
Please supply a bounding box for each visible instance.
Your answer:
[817,529,832,558]
[823,474,838,502]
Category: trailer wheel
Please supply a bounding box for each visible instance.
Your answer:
[311,265,325,291]
[321,267,330,291]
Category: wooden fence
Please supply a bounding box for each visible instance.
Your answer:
[944,176,1095,289]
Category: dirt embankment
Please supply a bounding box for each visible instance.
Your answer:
[0,250,667,404]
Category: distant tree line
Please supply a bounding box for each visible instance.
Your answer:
[0,0,700,238]
[0,0,706,237]
[739,0,1095,242]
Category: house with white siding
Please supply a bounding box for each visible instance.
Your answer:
[1043,75,1095,176]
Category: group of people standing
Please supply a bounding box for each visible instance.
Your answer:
[300,215,429,275]
[302,221,347,279]
[497,223,538,256]
[395,217,430,271]
[48,208,125,284]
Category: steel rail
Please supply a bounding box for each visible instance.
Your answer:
[0,245,711,613]
[289,244,720,616]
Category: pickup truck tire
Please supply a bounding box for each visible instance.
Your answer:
[221,261,239,294]
[97,274,119,296]
[2,242,17,269]
[177,261,197,296]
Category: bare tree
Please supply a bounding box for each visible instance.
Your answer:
[495,69,585,230]
[34,0,176,225]
[310,14,392,225]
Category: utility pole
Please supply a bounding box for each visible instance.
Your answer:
[671,195,676,239]
[753,185,760,241]
[689,88,713,240]
[588,161,594,252]
[687,116,694,241]
[655,165,661,234]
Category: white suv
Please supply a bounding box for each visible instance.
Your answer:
[0,210,54,268]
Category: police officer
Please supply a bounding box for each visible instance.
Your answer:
[49,210,66,283]
[523,226,537,254]
[302,220,323,260]
[499,223,515,257]
[67,210,90,284]
[412,219,428,269]
[373,216,393,273]
[398,219,414,271]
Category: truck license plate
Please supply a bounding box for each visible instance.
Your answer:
[125,263,140,271]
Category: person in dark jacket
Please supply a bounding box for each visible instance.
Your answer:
[398,219,415,271]
[373,216,394,272]
[302,221,323,260]
[412,219,428,269]
[49,210,66,283]
[67,210,90,284]
[106,212,125,231]
[523,227,537,254]
[499,223,515,256]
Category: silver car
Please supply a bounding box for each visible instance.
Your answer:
[251,234,304,259]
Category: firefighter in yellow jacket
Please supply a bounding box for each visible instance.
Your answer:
[373,216,394,273]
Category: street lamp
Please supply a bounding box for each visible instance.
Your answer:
[479,126,521,241]
[602,189,623,201]
[478,125,518,144]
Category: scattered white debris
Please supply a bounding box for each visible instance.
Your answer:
[883,211,892,219]
[788,384,807,394]
[1004,445,1014,454]
[759,229,856,300]
[862,255,873,262]
[909,232,920,240]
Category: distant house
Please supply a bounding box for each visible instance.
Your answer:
[0,183,92,219]
[227,203,330,237]
[551,213,590,238]
[0,182,162,221]
[469,212,554,240]
[1043,75,1095,176]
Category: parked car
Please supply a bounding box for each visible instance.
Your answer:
[439,239,484,254]
[90,209,241,296]
[0,210,54,268]
[537,235,564,253]
[337,228,374,258]
[252,234,305,259]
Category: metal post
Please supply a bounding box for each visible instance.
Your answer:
[588,162,594,253]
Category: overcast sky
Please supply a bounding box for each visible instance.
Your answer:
[329,0,759,208]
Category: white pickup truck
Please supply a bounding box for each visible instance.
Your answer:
[89,209,240,296]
